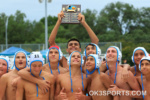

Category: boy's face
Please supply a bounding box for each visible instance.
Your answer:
[0,59,7,77]
[31,61,43,77]
[86,45,96,56]
[66,41,81,54]
[49,49,59,62]
[106,47,117,62]
[70,52,81,67]
[141,60,150,75]
[15,53,26,70]
[134,50,145,65]
[85,56,95,72]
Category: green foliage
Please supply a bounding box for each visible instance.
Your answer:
[0,2,150,65]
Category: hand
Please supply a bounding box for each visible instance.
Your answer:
[59,87,68,100]
[101,61,106,68]
[75,88,84,100]
[108,85,120,96]
[38,80,50,94]
[78,13,85,24]
[121,64,130,82]
[58,11,65,22]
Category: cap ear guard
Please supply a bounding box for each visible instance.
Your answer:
[88,54,102,69]
[132,47,149,63]
[67,51,84,66]
[83,43,101,57]
[12,51,29,70]
[47,46,63,62]
[105,46,122,61]
[0,56,10,72]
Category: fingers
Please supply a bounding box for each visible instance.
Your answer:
[78,88,82,92]
[60,87,65,93]
[109,85,116,88]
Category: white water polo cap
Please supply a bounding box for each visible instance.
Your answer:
[13,51,29,70]
[68,51,84,66]
[0,56,10,72]
[132,47,149,63]
[139,56,150,71]
[29,51,44,66]
[86,54,102,74]
[105,46,122,61]
[84,43,101,57]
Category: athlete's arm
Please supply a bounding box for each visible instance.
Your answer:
[78,13,99,44]
[18,67,50,94]
[0,74,8,100]
[16,79,24,100]
[48,11,64,46]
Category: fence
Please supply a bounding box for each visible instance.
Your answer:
[0,42,122,68]
[0,42,122,54]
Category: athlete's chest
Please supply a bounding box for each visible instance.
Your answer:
[60,76,88,93]
[90,77,105,90]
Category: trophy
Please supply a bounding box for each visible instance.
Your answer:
[61,5,81,24]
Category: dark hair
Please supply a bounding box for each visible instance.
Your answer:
[85,43,95,49]
[67,38,81,48]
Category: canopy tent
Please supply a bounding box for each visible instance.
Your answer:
[0,46,30,56]
[40,49,48,59]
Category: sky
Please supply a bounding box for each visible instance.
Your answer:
[0,0,150,21]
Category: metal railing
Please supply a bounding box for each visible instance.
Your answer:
[0,42,122,54]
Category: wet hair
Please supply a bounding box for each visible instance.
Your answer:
[67,38,81,48]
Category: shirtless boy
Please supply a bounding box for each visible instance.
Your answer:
[130,47,149,77]
[43,46,68,76]
[0,56,9,77]
[49,11,99,68]
[138,56,150,100]
[55,51,91,100]
[82,43,104,73]
[16,52,55,100]
[86,54,113,100]
[105,46,141,100]
[0,51,28,100]
[18,46,68,93]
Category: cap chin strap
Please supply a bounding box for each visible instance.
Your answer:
[141,73,145,99]
[69,51,84,93]
[133,49,148,76]
[48,62,60,74]
[48,48,61,74]
[30,61,45,97]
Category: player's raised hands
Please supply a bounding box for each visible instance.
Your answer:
[58,11,65,22]
[78,13,85,24]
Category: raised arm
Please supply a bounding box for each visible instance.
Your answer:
[0,74,8,100]
[16,79,24,100]
[18,67,50,94]
[78,13,99,44]
[48,11,64,46]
